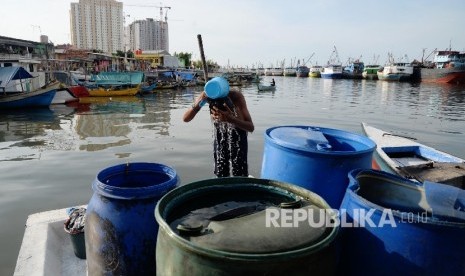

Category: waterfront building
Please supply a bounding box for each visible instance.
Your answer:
[128,18,169,53]
[70,0,124,54]
[134,50,180,68]
[0,35,54,89]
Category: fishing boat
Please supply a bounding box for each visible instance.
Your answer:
[139,83,157,94]
[85,71,144,96]
[419,50,465,84]
[342,60,365,79]
[361,122,465,187]
[362,64,381,80]
[257,83,276,91]
[67,86,90,98]
[377,62,413,81]
[271,67,284,76]
[296,66,310,77]
[377,54,413,81]
[87,86,140,97]
[283,67,297,77]
[0,66,59,109]
[154,82,178,90]
[0,85,58,109]
[309,65,323,78]
[321,46,343,79]
[51,88,79,104]
[321,65,343,79]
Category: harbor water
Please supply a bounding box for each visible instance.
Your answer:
[1,76,465,275]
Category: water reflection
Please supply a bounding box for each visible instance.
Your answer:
[0,107,77,161]
[0,80,464,162]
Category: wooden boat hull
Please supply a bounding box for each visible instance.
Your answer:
[257,84,276,91]
[87,86,140,97]
[139,83,157,94]
[67,86,90,97]
[361,122,465,187]
[0,84,58,109]
[52,89,79,104]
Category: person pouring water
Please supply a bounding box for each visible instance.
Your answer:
[183,77,254,177]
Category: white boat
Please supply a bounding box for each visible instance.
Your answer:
[321,46,343,79]
[361,122,465,187]
[321,64,343,79]
[283,67,297,76]
[264,68,273,76]
[51,88,79,104]
[14,206,87,276]
[377,62,413,81]
[271,68,284,76]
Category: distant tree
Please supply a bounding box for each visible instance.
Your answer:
[192,59,220,71]
[174,52,192,67]
[114,50,134,58]
[115,50,125,57]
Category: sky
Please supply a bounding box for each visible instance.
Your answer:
[1,0,465,68]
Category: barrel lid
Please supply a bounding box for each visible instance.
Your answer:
[184,204,331,253]
[268,126,332,152]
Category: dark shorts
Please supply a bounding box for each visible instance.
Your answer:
[213,123,248,177]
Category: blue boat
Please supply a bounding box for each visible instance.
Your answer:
[139,82,157,94]
[361,122,465,187]
[321,64,343,79]
[342,60,365,79]
[0,67,58,109]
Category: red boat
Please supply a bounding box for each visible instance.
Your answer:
[67,85,90,97]
[420,50,465,84]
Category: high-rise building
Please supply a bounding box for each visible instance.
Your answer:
[70,0,124,54]
[128,18,169,52]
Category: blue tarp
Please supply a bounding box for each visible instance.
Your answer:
[0,67,34,89]
[159,70,197,81]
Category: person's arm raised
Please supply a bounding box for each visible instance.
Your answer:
[183,92,207,122]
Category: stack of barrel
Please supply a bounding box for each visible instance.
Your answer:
[81,121,465,275]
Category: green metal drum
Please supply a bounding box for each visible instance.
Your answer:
[155,177,340,276]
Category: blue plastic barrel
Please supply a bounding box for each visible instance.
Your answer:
[339,169,465,275]
[261,126,375,208]
[85,162,178,275]
[204,76,230,99]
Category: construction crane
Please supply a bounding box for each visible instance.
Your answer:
[160,6,171,22]
[126,4,171,22]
